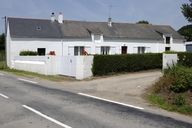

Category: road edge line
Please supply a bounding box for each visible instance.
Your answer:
[18,78,37,84]
[78,93,144,110]
[22,105,72,128]
[0,93,9,98]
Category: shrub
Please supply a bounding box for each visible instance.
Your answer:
[19,50,38,56]
[164,64,192,93]
[178,52,192,67]
[174,93,186,106]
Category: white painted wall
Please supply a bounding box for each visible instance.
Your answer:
[13,55,60,75]
[7,31,186,68]
[6,23,11,67]
[163,53,177,70]
[12,55,94,79]
[13,61,46,74]
[76,56,93,80]
[171,39,186,51]
[62,38,161,55]
[8,38,61,67]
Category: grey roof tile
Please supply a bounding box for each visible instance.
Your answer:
[8,17,62,38]
[8,17,184,40]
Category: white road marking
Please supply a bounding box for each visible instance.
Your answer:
[0,73,4,75]
[78,93,144,110]
[18,78,37,84]
[22,105,72,128]
[0,93,9,98]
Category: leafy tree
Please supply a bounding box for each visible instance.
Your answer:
[0,33,5,51]
[178,25,192,41]
[136,20,149,24]
[181,0,192,22]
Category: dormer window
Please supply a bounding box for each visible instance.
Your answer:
[166,37,170,44]
[94,34,101,43]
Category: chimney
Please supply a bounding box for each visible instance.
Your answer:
[108,17,112,27]
[58,12,63,23]
[51,12,55,22]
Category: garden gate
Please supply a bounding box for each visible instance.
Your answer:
[59,56,76,77]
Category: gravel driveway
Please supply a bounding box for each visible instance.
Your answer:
[59,70,162,108]
[58,70,192,122]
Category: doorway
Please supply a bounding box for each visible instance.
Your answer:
[121,46,127,54]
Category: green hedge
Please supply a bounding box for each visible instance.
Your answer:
[178,52,192,67]
[92,53,162,76]
[19,50,38,56]
[0,50,5,61]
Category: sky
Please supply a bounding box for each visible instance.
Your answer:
[0,0,191,34]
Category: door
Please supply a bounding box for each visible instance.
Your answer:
[121,46,127,54]
[59,56,76,77]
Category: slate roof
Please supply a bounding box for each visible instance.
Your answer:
[8,17,184,40]
[8,17,62,38]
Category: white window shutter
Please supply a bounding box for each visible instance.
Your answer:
[95,46,101,54]
[133,47,138,53]
[146,47,151,53]
[85,46,91,54]
[111,46,116,54]
[68,46,74,56]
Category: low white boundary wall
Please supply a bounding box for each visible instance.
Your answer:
[12,55,93,80]
[13,54,177,79]
[163,53,177,70]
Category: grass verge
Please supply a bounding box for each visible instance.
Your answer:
[1,68,76,82]
[147,93,192,115]
[0,61,6,69]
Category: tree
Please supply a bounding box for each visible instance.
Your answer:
[178,25,192,41]
[136,20,149,24]
[181,0,192,22]
[0,33,5,51]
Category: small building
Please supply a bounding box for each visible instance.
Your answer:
[6,12,185,67]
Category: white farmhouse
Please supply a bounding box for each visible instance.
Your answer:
[6,13,185,67]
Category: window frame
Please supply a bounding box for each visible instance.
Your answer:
[101,46,110,55]
[138,47,145,54]
[74,46,85,56]
[166,37,170,44]
[37,48,46,56]
[94,34,101,42]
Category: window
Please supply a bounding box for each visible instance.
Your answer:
[37,48,45,55]
[74,46,85,56]
[138,47,145,54]
[101,46,110,54]
[94,34,101,43]
[165,47,170,51]
[166,37,170,44]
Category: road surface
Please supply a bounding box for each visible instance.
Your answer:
[0,72,192,128]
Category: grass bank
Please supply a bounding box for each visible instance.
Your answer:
[146,64,192,116]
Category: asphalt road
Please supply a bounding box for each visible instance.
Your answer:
[0,72,192,128]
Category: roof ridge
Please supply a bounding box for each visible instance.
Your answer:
[8,16,50,21]
[63,20,170,27]
[8,17,171,27]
